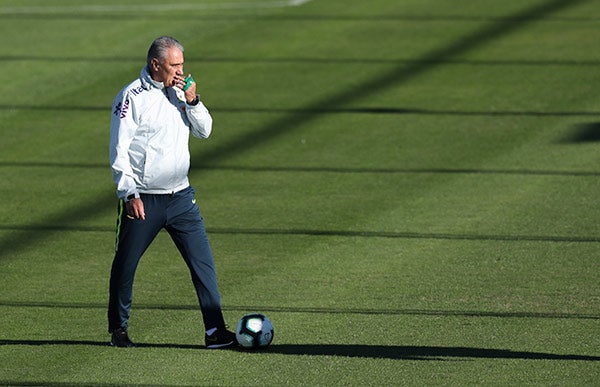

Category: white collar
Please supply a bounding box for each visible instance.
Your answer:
[140,65,165,90]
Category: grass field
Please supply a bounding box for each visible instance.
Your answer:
[1,0,600,385]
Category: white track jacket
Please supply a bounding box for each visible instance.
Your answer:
[109,66,213,200]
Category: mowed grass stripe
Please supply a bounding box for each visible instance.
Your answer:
[0,0,313,14]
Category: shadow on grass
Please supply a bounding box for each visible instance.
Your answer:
[267,344,600,361]
[3,161,600,178]
[2,224,600,243]
[563,122,600,143]
[3,300,600,320]
[1,339,598,361]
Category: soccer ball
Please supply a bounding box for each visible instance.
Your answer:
[235,313,274,349]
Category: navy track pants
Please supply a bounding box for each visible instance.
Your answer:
[108,186,226,333]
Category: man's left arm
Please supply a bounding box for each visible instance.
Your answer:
[186,99,213,138]
[183,75,213,138]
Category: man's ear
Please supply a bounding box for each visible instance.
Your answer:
[150,58,160,72]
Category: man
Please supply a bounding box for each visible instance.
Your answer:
[108,36,236,349]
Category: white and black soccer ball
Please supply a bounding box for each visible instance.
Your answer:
[235,313,274,349]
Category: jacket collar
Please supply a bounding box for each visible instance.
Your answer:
[140,65,165,90]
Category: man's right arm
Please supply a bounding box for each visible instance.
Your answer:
[109,91,139,201]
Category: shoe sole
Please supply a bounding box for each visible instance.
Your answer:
[110,341,136,348]
[206,340,235,349]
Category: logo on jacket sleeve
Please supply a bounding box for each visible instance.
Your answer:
[113,98,130,119]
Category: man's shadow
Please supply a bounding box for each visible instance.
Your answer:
[1,340,598,361]
[264,344,600,361]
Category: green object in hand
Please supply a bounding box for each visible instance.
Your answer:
[183,75,194,91]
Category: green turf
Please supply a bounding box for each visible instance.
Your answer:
[1,0,599,385]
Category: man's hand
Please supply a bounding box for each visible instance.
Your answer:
[175,73,197,104]
[125,197,146,220]
[184,75,197,103]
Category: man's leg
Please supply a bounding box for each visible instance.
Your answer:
[108,197,163,333]
[165,187,226,331]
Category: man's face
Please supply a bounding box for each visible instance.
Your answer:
[150,47,184,87]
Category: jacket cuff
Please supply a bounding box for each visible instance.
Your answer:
[187,95,200,106]
[125,192,140,201]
